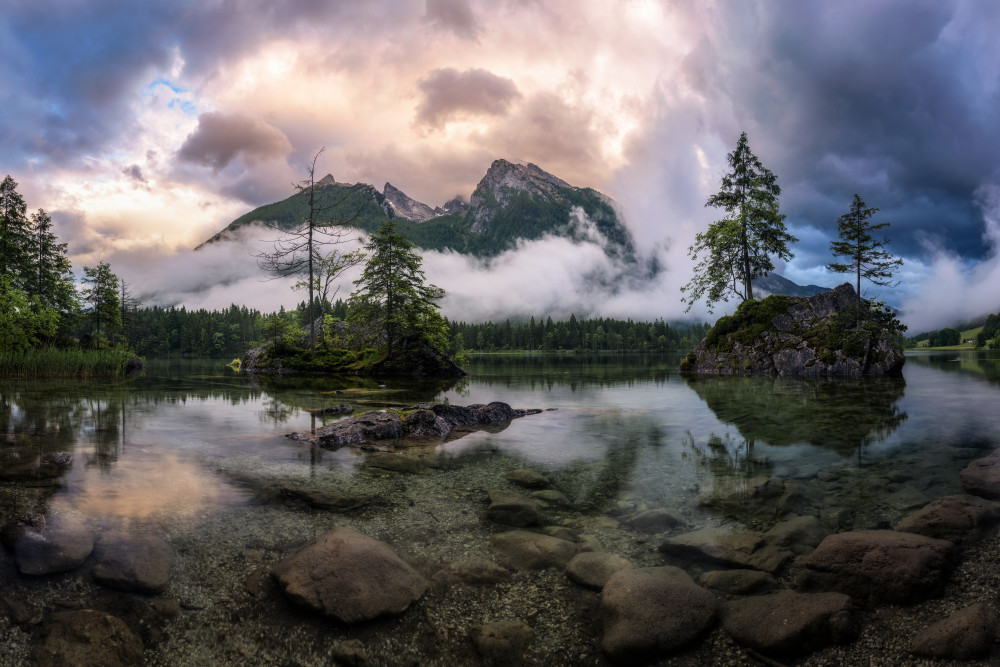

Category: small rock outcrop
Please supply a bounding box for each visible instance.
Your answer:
[600,566,717,663]
[383,182,438,222]
[287,402,540,448]
[799,530,956,605]
[681,284,905,376]
[271,527,427,623]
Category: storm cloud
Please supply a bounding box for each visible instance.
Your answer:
[415,68,522,128]
[178,112,292,171]
[422,0,481,40]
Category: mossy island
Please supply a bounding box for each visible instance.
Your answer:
[681,283,905,377]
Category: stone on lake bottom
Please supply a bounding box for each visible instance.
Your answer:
[503,468,550,489]
[600,566,717,663]
[722,590,859,658]
[469,620,534,666]
[93,532,174,594]
[485,490,545,527]
[959,449,1000,500]
[279,486,374,512]
[799,530,956,605]
[895,494,1000,546]
[909,602,998,660]
[271,527,427,623]
[565,552,633,589]
[698,569,780,596]
[625,508,687,534]
[490,530,577,571]
[30,610,144,667]
[7,515,94,576]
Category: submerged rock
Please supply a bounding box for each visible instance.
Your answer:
[5,514,94,576]
[92,532,174,594]
[721,590,859,658]
[681,284,905,377]
[909,602,998,660]
[565,552,633,589]
[503,469,550,489]
[490,530,577,571]
[698,569,780,596]
[799,530,956,605]
[895,494,1000,546]
[287,401,540,448]
[600,566,717,663]
[271,527,427,623]
[485,490,545,527]
[469,621,534,666]
[278,486,374,512]
[31,610,144,667]
[959,450,1000,500]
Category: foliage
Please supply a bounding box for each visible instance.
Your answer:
[827,194,902,298]
[702,296,792,351]
[682,132,796,311]
[347,220,448,356]
[0,345,137,378]
[82,260,122,347]
[928,327,961,347]
[977,314,1000,348]
[0,175,32,287]
[0,275,58,350]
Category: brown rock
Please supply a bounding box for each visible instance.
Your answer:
[279,486,373,512]
[895,494,1000,546]
[485,490,545,527]
[659,527,793,574]
[30,610,144,667]
[600,566,717,663]
[271,527,427,623]
[503,468,550,489]
[432,558,511,588]
[565,552,632,589]
[625,508,687,534]
[330,639,368,666]
[722,590,859,658]
[93,532,174,594]
[528,489,573,508]
[490,530,576,571]
[469,620,534,666]
[800,530,956,605]
[698,569,780,596]
[909,602,998,660]
[9,515,94,575]
[959,449,1000,499]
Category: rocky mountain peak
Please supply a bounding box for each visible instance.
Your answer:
[468,159,576,230]
[382,182,437,223]
[316,174,336,187]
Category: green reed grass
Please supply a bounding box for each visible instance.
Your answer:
[0,347,139,379]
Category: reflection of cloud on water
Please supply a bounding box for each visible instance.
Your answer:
[53,452,246,522]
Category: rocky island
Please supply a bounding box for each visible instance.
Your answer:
[681,283,905,376]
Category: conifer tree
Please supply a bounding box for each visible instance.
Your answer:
[0,175,32,286]
[827,194,902,300]
[83,261,122,347]
[28,208,77,319]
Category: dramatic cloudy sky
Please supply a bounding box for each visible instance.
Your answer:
[2,0,999,329]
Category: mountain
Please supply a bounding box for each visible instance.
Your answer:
[197,159,635,259]
[752,273,831,298]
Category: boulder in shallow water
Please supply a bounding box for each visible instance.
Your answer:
[959,450,1000,500]
[565,552,633,589]
[895,494,1000,546]
[485,490,545,527]
[909,602,998,660]
[490,530,576,571]
[799,530,956,605]
[6,514,94,576]
[600,566,717,663]
[271,527,427,623]
[469,621,534,666]
[31,610,144,667]
[92,532,174,594]
[503,468,550,489]
[721,590,859,658]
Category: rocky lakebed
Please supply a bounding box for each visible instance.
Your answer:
[4,401,1000,665]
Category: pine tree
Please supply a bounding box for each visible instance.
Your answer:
[0,175,32,287]
[682,132,797,312]
[27,208,77,318]
[348,221,447,357]
[83,261,122,347]
[827,194,902,300]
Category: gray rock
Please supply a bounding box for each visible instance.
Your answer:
[490,530,577,571]
[93,533,174,594]
[960,450,1000,500]
[8,515,94,575]
[909,602,998,660]
[469,620,534,666]
[698,569,780,596]
[432,558,511,588]
[279,486,374,512]
[722,590,859,658]
[308,404,353,415]
[292,409,405,448]
[503,468,550,489]
[625,508,687,534]
[565,552,633,589]
[895,494,1000,546]
[271,527,427,623]
[528,489,573,508]
[485,490,545,527]
[364,452,435,475]
[600,566,717,663]
[30,610,144,667]
[762,515,830,555]
[659,527,793,574]
[330,639,368,666]
[799,530,956,605]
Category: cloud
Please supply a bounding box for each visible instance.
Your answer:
[121,164,147,184]
[415,68,521,128]
[177,112,292,171]
[422,0,480,40]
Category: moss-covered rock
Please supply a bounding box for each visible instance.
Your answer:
[682,284,904,377]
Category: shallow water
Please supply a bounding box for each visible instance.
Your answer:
[3,350,1000,663]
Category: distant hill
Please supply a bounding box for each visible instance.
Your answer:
[197,159,635,260]
[751,273,831,298]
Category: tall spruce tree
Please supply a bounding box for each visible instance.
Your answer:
[827,194,902,300]
[682,132,797,312]
[348,221,447,358]
[0,175,32,286]
[28,208,77,318]
[82,261,122,347]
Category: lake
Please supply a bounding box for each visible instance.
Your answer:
[3,351,1000,664]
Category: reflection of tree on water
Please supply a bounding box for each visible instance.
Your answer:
[684,374,907,457]
[467,354,674,392]
[907,351,1000,386]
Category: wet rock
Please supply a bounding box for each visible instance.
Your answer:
[528,489,573,508]
[93,532,174,594]
[30,610,144,667]
[624,508,687,534]
[600,566,717,663]
[698,569,780,596]
[721,590,859,658]
[885,486,933,511]
[403,408,450,438]
[330,639,368,666]
[503,468,550,489]
[895,494,1000,546]
[431,558,511,588]
[469,620,534,666]
[485,490,545,527]
[271,527,428,623]
[659,527,793,574]
[279,486,374,512]
[292,409,405,448]
[799,530,956,605]
[565,552,633,589]
[959,449,1000,499]
[5,514,94,575]
[541,525,578,542]
[0,591,42,625]
[490,530,577,571]
[909,602,998,660]
[762,515,830,555]
[308,404,353,415]
[364,452,435,475]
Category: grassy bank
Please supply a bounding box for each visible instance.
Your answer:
[0,347,141,379]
